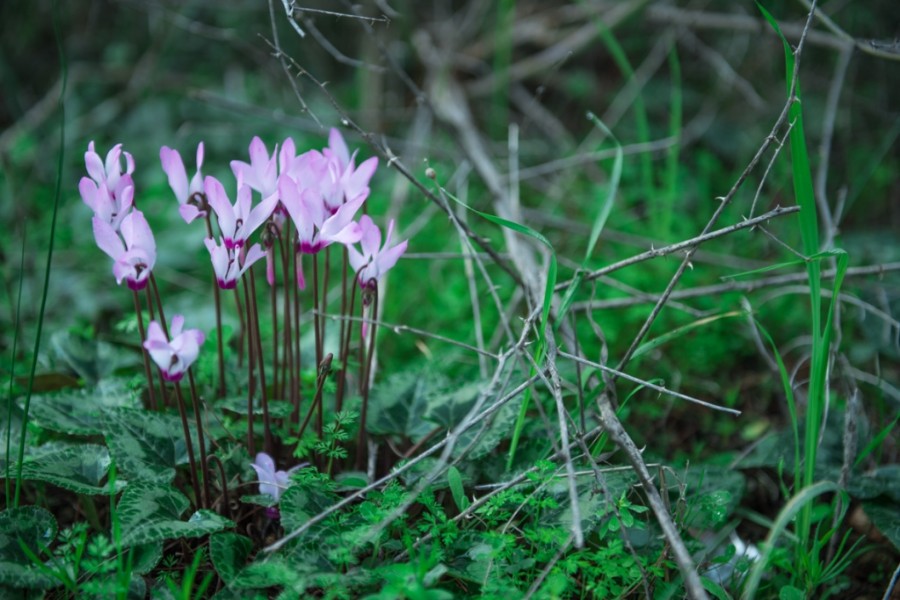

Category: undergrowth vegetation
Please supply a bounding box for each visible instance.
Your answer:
[2,1,899,598]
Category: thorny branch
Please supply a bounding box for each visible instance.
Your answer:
[258,0,897,596]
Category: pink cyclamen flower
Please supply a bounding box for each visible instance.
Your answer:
[204,237,266,289]
[278,175,364,255]
[250,452,300,503]
[205,175,279,250]
[348,215,408,290]
[160,142,206,224]
[79,141,135,230]
[321,128,378,212]
[93,210,157,290]
[230,136,282,200]
[143,315,205,382]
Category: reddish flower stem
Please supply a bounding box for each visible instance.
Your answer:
[248,267,273,455]
[204,214,226,399]
[173,381,203,509]
[131,290,157,411]
[237,285,255,456]
[187,369,211,510]
[356,285,378,471]
[335,275,357,413]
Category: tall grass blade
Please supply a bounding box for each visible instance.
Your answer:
[436,185,558,469]
[759,2,834,552]
[557,113,622,324]
[663,46,682,237]
[4,226,28,502]
[740,481,843,600]
[13,0,68,507]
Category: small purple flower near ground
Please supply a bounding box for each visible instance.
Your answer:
[143,315,205,382]
[251,452,305,518]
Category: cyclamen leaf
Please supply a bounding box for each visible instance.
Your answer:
[116,481,233,547]
[0,506,57,590]
[26,378,141,436]
[367,371,441,440]
[103,406,196,484]
[210,533,253,585]
[11,443,126,495]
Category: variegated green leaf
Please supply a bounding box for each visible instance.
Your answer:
[0,506,57,590]
[26,379,141,436]
[210,533,252,585]
[10,443,126,495]
[116,481,233,547]
[103,407,195,484]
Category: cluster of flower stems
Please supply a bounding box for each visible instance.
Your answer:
[79,131,407,510]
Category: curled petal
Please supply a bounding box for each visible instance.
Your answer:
[160,146,189,203]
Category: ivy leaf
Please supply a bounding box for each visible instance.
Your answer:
[116,481,233,547]
[10,443,126,495]
[0,506,57,590]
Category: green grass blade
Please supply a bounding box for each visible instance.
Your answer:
[740,481,842,600]
[631,311,746,361]
[663,45,682,238]
[4,224,28,501]
[491,0,515,139]
[723,249,845,280]
[14,0,68,507]
[583,113,623,263]
[582,1,654,204]
[855,413,899,469]
[755,320,801,483]
[759,3,831,552]
[556,114,622,326]
[436,185,558,469]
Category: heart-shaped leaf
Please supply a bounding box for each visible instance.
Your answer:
[116,481,233,547]
[28,379,141,436]
[0,506,57,589]
[210,533,252,585]
[104,407,196,483]
[11,443,126,495]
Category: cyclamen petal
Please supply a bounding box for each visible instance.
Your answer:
[92,211,156,290]
[82,142,136,230]
[231,136,279,199]
[205,237,266,289]
[250,452,302,502]
[160,146,189,203]
[326,128,351,169]
[347,217,407,286]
